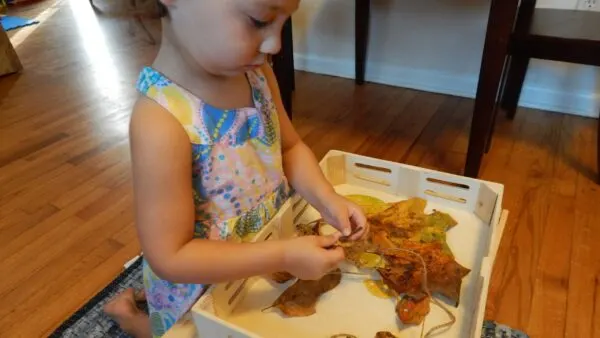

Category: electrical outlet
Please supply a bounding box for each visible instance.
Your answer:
[577,0,599,11]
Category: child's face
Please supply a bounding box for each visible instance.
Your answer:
[164,0,299,76]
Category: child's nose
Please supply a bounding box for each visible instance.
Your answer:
[259,34,282,56]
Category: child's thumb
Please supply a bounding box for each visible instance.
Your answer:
[338,217,352,236]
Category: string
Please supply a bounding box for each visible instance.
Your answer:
[297,220,457,337]
[374,247,456,338]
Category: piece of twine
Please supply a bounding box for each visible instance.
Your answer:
[374,247,456,338]
[297,220,457,337]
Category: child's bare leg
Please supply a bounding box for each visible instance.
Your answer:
[104,288,151,338]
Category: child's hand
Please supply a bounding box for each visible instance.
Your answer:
[319,193,368,241]
[283,235,345,280]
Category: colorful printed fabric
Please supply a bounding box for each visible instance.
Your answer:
[136,66,291,337]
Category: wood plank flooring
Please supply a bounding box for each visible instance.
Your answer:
[1,1,599,337]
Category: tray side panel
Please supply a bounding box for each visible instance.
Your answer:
[469,210,509,338]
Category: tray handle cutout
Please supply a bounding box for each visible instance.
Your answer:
[354,162,392,173]
[352,161,393,187]
[292,197,304,211]
[264,232,273,241]
[228,278,249,306]
[353,173,391,187]
[293,201,310,225]
[424,189,467,204]
[426,177,470,190]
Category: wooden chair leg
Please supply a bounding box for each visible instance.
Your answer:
[597,113,599,184]
[465,0,520,178]
[355,0,370,85]
[500,54,530,119]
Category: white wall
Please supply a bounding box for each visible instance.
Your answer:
[292,0,600,118]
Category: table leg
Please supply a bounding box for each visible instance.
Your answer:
[355,0,370,85]
[289,20,296,92]
[273,17,294,119]
[597,110,599,183]
[465,0,520,177]
[484,54,512,154]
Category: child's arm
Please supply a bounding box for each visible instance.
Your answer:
[129,97,343,284]
[260,64,367,239]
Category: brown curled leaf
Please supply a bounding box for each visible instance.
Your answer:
[272,269,342,317]
[270,271,295,284]
[377,241,470,306]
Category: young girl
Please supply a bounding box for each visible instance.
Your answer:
[103,0,368,337]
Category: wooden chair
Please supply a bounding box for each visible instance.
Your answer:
[493,1,600,182]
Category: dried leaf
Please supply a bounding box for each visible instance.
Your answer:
[377,241,470,306]
[375,332,399,338]
[296,220,320,236]
[271,271,295,284]
[425,210,458,231]
[339,239,379,268]
[396,295,431,325]
[363,279,397,299]
[272,269,342,317]
[345,194,390,216]
[369,198,429,241]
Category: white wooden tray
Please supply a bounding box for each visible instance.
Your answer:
[189,150,507,338]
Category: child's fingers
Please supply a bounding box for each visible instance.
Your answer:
[336,216,352,236]
[350,207,367,229]
[348,206,368,240]
[316,233,341,248]
[350,222,369,240]
[134,289,146,302]
[325,246,345,267]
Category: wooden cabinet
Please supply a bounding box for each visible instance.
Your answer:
[0,24,22,76]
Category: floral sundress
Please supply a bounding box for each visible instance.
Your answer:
[135,66,291,337]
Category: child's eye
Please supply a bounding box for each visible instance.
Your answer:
[249,16,270,29]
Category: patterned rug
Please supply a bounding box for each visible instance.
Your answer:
[49,256,529,338]
[49,257,145,338]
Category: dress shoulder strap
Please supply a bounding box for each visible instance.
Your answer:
[136,66,205,144]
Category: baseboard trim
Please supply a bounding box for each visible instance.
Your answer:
[294,54,600,119]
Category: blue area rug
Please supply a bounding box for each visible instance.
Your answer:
[0,15,39,31]
[49,256,530,338]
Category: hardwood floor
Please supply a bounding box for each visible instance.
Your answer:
[1,1,599,337]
